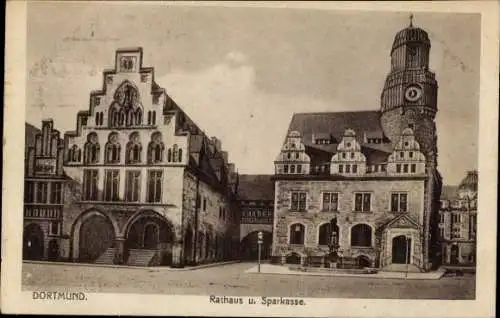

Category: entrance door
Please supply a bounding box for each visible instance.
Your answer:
[23,224,44,260]
[143,223,159,249]
[392,235,411,264]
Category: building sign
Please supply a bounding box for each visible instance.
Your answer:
[241,208,273,224]
[34,158,57,175]
[24,206,61,219]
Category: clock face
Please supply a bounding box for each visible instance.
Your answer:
[405,85,422,102]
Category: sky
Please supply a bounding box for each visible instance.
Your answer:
[26,3,480,185]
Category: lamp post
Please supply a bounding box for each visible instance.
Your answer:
[257,231,263,273]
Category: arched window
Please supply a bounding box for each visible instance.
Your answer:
[167,148,172,163]
[84,133,100,164]
[172,144,179,163]
[147,132,164,164]
[68,145,80,162]
[105,132,121,164]
[135,109,142,125]
[178,148,183,162]
[126,132,142,164]
[350,224,372,247]
[289,223,305,245]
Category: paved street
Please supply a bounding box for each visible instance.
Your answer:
[22,262,475,299]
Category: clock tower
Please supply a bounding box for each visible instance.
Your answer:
[380,15,438,167]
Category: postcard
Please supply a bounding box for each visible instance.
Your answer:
[2,1,498,317]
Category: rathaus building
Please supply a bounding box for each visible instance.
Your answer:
[271,19,442,272]
[59,48,240,267]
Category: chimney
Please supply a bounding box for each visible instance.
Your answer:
[211,137,222,152]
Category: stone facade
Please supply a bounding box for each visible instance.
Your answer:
[55,47,239,267]
[237,175,275,260]
[438,171,477,267]
[271,19,442,272]
[23,120,66,261]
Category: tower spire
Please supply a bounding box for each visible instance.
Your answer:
[409,13,414,27]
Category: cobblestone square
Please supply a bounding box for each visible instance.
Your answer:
[22,262,475,300]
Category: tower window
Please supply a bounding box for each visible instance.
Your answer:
[411,164,416,173]
[338,164,343,173]
[345,164,351,173]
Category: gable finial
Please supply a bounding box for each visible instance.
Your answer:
[409,13,414,27]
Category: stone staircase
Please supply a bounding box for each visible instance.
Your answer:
[126,249,159,267]
[95,248,117,265]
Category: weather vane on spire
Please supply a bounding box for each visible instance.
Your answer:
[409,13,414,27]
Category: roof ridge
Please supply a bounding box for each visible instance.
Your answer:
[293,110,380,116]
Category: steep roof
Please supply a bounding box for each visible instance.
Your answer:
[286,110,392,163]
[237,174,275,201]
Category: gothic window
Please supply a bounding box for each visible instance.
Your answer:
[350,224,372,247]
[289,223,305,245]
[35,182,48,203]
[84,133,100,164]
[147,132,165,164]
[68,145,81,162]
[24,181,34,203]
[147,170,163,203]
[126,132,142,164]
[172,144,179,163]
[135,109,142,125]
[105,133,121,164]
[125,170,141,202]
[104,170,120,201]
[82,169,99,201]
[50,182,62,204]
[167,148,172,163]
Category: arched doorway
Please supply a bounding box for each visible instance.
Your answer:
[125,212,174,265]
[392,235,411,264]
[240,231,272,261]
[143,223,159,249]
[23,224,44,260]
[47,239,59,261]
[78,214,116,262]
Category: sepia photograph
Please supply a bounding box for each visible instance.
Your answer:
[2,1,498,317]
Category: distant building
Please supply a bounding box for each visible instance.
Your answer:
[59,47,240,267]
[438,171,477,268]
[23,120,66,261]
[237,175,274,260]
[271,19,443,272]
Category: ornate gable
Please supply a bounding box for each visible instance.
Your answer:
[384,214,420,230]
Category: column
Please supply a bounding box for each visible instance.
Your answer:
[114,236,125,265]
